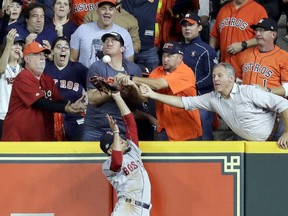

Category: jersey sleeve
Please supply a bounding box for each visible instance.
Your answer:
[102,159,118,177]
[110,150,123,172]
[123,113,138,146]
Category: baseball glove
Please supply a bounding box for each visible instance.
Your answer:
[89,75,120,94]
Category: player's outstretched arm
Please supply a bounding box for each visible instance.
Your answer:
[112,91,131,116]
[139,83,185,109]
[106,114,122,152]
[112,91,138,144]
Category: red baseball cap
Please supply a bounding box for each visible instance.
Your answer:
[98,0,116,7]
[23,41,51,56]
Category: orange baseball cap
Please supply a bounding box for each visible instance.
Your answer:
[23,41,51,56]
[98,0,116,7]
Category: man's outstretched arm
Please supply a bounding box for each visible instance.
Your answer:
[139,83,184,108]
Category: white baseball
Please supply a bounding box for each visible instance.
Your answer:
[102,55,111,63]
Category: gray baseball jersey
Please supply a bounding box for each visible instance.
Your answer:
[102,114,151,215]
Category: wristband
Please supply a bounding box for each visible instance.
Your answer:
[113,130,120,134]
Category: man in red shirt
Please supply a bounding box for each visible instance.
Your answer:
[2,41,86,141]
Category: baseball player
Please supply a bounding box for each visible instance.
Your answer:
[235,18,288,97]
[210,0,268,79]
[100,91,151,216]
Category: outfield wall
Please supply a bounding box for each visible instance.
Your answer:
[0,141,287,216]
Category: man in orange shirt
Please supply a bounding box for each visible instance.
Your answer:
[210,0,268,79]
[235,18,288,97]
[234,17,288,141]
[115,41,202,141]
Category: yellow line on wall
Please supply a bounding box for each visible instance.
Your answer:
[0,141,287,154]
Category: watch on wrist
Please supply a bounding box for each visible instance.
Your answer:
[267,88,272,93]
[241,41,248,51]
[129,74,134,81]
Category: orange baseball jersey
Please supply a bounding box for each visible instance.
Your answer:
[70,0,99,26]
[149,61,202,141]
[235,46,288,88]
[210,0,267,77]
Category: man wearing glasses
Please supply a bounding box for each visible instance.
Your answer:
[235,18,288,97]
[234,17,288,141]
[210,0,268,80]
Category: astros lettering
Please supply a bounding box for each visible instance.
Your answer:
[242,63,273,78]
[219,17,249,32]
[73,3,97,13]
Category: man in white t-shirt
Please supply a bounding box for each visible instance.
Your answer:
[70,0,134,68]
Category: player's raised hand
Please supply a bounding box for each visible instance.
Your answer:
[106,114,119,132]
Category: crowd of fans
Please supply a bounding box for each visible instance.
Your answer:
[1,0,288,148]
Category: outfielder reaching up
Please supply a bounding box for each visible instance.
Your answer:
[100,91,151,216]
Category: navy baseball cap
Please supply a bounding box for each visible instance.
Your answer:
[250,18,278,32]
[162,41,184,55]
[14,36,25,45]
[11,0,23,5]
[100,131,114,154]
[180,12,202,25]
[101,32,125,46]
